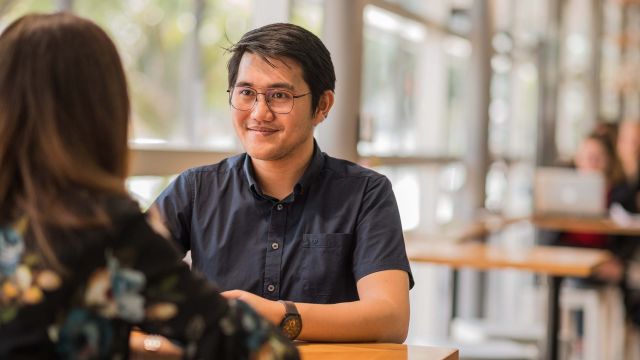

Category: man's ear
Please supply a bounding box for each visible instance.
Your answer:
[313,90,335,126]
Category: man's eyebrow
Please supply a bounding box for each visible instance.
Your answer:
[267,82,295,91]
[234,81,295,91]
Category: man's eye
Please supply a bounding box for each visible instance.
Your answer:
[270,91,291,100]
[238,88,255,96]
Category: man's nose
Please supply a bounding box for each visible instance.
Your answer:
[251,93,275,121]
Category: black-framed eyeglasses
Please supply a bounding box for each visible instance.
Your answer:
[227,86,311,114]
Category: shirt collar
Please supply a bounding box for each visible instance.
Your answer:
[242,139,326,199]
[242,154,262,198]
[296,139,325,195]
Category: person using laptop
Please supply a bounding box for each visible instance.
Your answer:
[567,126,640,333]
[542,132,625,281]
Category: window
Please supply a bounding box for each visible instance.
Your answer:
[126,176,175,210]
[360,5,429,156]
[357,2,471,233]
[290,0,323,36]
[75,0,252,149]
[376,162,467,232]
[485,0,547,214]
[556,0,597,159]
[0,0,54,30]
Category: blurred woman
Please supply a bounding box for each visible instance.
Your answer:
[552,133,623,283]
[0,13,298,359]
[558,133,623,251]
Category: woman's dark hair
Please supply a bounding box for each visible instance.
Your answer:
[226,23,336,114]
[592,121,619,152]
[584,131,624,185]
[0,13,130,271]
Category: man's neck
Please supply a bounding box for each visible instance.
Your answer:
[251,142,314,201]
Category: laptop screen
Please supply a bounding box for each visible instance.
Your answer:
[533,167,606,217]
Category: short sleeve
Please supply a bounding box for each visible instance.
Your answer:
[352,176,414,288]
[152,171,194,253]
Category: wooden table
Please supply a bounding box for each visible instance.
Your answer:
[407,242,611,277]
[403,217,525,244]
[532,215,640,236]
[130,331,458,360]
[420,215,640,239]
[407,241,611,360]
[298,343,458,360]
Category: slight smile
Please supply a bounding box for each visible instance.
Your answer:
[248,126,279,135]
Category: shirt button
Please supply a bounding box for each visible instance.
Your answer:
[271,242,279,250]
[267,284,276,292]
[276,204,284,211]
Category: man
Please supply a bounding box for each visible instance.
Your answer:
[153,23,414,343]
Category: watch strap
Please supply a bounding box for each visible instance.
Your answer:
[278,300,302,340]
[278,300,299,316]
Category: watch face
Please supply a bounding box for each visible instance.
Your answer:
[281,315,302,340]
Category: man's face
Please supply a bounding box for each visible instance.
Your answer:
[230,52,322,162]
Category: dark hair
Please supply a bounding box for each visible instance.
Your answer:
[226,23,335,114]
[0,13,130,270]
[592,121,619,151]
[584,131,624,185]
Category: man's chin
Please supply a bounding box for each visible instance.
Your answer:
[246,148,284,162]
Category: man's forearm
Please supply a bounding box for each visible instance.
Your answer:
[295,298,409,343]
[222,271,410,343]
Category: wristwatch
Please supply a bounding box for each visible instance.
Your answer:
[278,300,302,340]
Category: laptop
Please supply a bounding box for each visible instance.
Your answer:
[533,167,607,217]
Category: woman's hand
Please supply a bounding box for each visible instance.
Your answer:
[595,258,624,283]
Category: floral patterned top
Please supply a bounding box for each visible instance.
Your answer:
[0,197,299,360]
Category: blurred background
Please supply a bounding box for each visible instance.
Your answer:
[2,0,640,359]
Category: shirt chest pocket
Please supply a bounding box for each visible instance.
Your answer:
[301,233,353,301]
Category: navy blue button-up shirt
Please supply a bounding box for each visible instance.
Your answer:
[154,141,414,304]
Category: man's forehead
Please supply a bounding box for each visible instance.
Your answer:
[236,52,306,89]
[243,52,296,70]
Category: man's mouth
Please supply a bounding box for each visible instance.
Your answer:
[248,126,279,134]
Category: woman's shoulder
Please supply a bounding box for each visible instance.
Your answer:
[103,195,142,220]
[97,195,149,236]
[57,195,148,250]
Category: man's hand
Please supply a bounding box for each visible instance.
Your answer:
[222,290,285,325]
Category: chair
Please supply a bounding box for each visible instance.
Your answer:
[559,285,625,360]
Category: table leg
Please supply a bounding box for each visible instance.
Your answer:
[545,276,563,360]
[451,268,459,320]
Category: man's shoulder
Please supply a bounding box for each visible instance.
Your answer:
[180,153,245,180]
[322,154,386,181]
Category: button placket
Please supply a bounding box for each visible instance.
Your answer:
[263,201,286,299]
